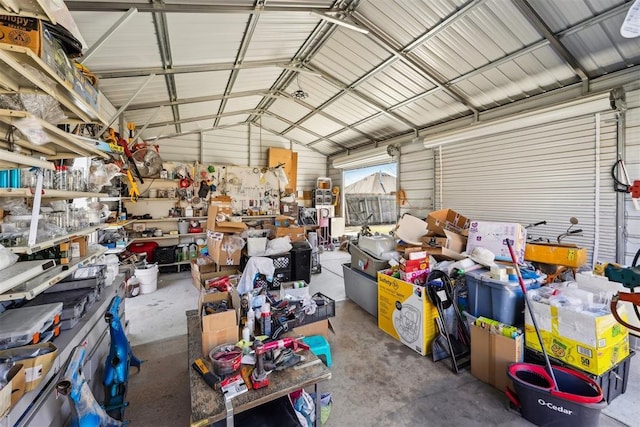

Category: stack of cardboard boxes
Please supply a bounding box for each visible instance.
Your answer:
[206,196,247,269]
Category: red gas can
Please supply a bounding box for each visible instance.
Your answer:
[128,242,159,262]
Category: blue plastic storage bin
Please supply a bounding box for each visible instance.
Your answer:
[465,268,540,326]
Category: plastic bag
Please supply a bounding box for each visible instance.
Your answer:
[88,161,121,192]
[0,244,19,271]
[264,236,292,255]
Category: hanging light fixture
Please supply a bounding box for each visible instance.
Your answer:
[291,74,309,100]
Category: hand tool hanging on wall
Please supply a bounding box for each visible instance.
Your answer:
[110,128,144,184]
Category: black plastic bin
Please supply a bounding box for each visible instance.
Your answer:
[506,362,606,427]
[525,347,635,403]
[291,241,312,284]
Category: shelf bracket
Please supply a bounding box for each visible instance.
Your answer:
[28,169,44,246]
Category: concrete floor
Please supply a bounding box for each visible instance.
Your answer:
[125,250,639,426]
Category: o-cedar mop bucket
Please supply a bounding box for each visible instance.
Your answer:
[502,240,606,426]
[506,363,606,427]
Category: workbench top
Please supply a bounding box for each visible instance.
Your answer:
[186,309,331,426]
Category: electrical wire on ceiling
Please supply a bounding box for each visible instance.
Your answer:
[291,74,309,100]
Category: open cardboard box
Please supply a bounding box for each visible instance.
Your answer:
[0,364,25,418]
[426,208,469,236]
[470,323,523,392]
[207,232,244,266]
[206,206,248,234]
[422,230,466,261]
[199,289,241,356]
[190,261,240,291]
[0,343,57,392]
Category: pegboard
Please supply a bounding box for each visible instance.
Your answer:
[222,165,282,214]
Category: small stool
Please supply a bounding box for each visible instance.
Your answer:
[302,335,332,367]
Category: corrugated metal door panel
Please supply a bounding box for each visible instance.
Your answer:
[625,88,640,265]
[435,110,618,266]
[399,142,434,219]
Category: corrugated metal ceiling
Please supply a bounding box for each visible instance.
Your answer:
[60,0,640,157]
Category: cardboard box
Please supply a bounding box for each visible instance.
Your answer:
[283,318,330,340]
[70,236,88,258]
[421,236,448,248]
[525,296,629,375]
[377,271,439,356]
[466,221,526,263]
[471,324,523,392]
[422,230,466,260]
[275,226,306,242]
[399,269,428,285]
[274,216,293,227]
[190,261,240,291]
[280,280,310,300]
[524,243,587,268]
[399,257,428,273]
[0,364,25,418]
[426,209,469,236]
[207,232,243,266]
[280,202,299,218]
[0,343,57,392]
[207,206,247,233]
[0,16,74,83]
[199,290,241,355]
[71,63,99,110]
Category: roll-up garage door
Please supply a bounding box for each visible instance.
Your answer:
[431,97,617,266]
[398,142,435,219]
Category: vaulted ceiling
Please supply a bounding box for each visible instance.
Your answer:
[64,0,640,156]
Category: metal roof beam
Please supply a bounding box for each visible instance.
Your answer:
[264,111,349,150]
[148,122,247,141]
[95,58,293,79]
[214,0,263,128]
[350,12,479,114]
[151,0,181,134]
[127,90,276,111]
[512,0,589,82]
[80,7,138,64]
[147,109,258,129]
[65,2,343,14]
[259,124,332,156]
[276,91,375,142]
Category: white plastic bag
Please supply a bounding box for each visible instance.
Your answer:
[0,244,19,271]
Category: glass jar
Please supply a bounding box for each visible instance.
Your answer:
[55,166,68,191]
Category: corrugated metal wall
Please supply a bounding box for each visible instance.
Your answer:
[430,108,618,266]
[154,125,327,194]
[398,142,435,220]
[625,87,640,266]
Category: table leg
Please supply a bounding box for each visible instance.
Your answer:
[314,383,320,427]
[225,397,234,427]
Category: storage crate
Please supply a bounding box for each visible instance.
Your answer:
[342,263,377,317]
[46,265,105,293]
[291,241,312,283]
[348,242,389,278]
[524,348,635,403]
[465,268,540,326]
[286,292,335,328]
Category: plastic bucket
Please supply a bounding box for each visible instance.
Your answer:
[135,264,159,294]
[506,363,606,427]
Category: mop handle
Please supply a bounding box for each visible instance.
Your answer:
[505,240,559,391]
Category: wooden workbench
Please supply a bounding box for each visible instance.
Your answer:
[186,310,331,426]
